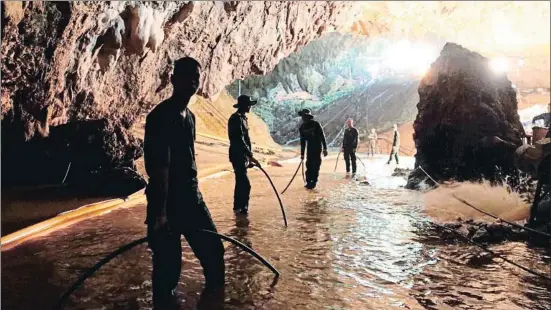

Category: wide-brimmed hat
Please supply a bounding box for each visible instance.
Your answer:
[298,108,314,119]
[233,95,257,108]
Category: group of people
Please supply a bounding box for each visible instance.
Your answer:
[143,56,402,307]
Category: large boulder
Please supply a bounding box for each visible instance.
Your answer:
[407,43,525,189]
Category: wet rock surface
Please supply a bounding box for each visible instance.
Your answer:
[407,43,525,190]
[391,167,412,177]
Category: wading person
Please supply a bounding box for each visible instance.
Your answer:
[228,95,260,214]
[386,124,400,165]
[299,109,328,189]
[144,57,225,307]
[342,118,359,174]
[367,128,378,157]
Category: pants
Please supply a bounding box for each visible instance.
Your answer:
[231,160,251,211]
[305,149,322,186]
[388,146,399,164]
[343,148,357,173]
[368,141,377,156]
[147,194,225,303]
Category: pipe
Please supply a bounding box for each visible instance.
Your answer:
[410,214,551,282]
[53,229,280,309]
[334,150,341,172]
[281,160,303,194]
[61,162,72,184]
[255,165,288,227]
[452,194,551,238]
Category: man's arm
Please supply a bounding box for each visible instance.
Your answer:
[318,122,327,151]
[353,129,359,149]
[229,115,253,157]
[144,115,169,221]
[300,127,306,158]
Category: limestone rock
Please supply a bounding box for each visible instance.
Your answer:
[407,43,525,189]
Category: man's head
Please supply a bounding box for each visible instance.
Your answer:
[371,128,376,133]
[393,124,398,131]
[171,57,201,99]
[233,95,257,113]
[346,118,354,128]
[298,109,314,122]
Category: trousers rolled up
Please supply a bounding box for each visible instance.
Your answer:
[147,193,225,303]
[231,160,251,211]
[343,148,357,173]
[305,150,322,186]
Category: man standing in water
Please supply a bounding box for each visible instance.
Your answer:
[387,124,400,165]
[367,128,378,157]
[228,95,260,214]
[341,118,359,174]
[299,109,328,189]
[144,57,225,307]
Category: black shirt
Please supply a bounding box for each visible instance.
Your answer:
[144,99,197,223]
[342,127,359,149]
[299,119,327,156]
[228,112,253,162]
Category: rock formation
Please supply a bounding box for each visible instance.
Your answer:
[1,1,361,191]
[407,43,525,189]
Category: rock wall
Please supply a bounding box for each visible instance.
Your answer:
[1,1,361,189]
[407,43,525,189]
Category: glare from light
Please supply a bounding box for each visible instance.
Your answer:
[518,58,525,68]
[490,57,509,73]
[368,64,380,79]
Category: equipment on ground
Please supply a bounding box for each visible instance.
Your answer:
[255,165,288,227]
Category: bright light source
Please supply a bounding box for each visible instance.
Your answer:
[490,57,509,73]
[368,64,380,79]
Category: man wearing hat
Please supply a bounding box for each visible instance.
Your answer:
[144,57,225,307]
[298,108,328,189]
[228,95,260,214]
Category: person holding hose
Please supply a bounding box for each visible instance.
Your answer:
[144,57,225,307]
[228,95,261,215]
[387,124,400,165]
[342,118,359,174]
[299,109,328,189]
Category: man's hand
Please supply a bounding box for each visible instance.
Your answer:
[249,156,261,168]
[341,147,344,152]
[353,148,357,153]
[300,154,304,160]
[323,149,328,157]
[154,215,168,232]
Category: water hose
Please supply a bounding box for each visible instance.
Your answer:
[301,161,305,183]
[334,151,341,172]
[61,162,72,184]
[419,165,551,238]
[53,229,280,309]
[255,165,288,227]
[452,195,551,238]
[281,160,303,194]
[357,156,367,171]
[410,214,551,282]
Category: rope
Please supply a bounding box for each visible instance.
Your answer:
[255,165,288,227]
[281,160,303,194]
[53,229,280,309]
[409,215,551,282]
[334,150,341,172]
[61,162,72,184]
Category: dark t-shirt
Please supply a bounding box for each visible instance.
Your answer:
[342,127,359,149]
[299,119,327,155]
[228,112,252,162]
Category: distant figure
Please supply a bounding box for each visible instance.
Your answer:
[299,109,328,189]
[532,103,550,127]
[228,95,260,215]
[367,128,378,157]
[386,124,400,165]
[144,57,225,307]
[342,118,359,174]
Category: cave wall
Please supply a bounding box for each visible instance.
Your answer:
[407,43,525,189]
[1,1,362,142]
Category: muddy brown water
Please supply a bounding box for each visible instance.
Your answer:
[2,156,550,309]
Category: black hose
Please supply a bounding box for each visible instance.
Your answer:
[452,194,551,238]
[357,156,366,171]
[281,160,303,194]
[256,165,288,227]
[411,215,551,282]
[53,229,280,309]
[334,151,341,172]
